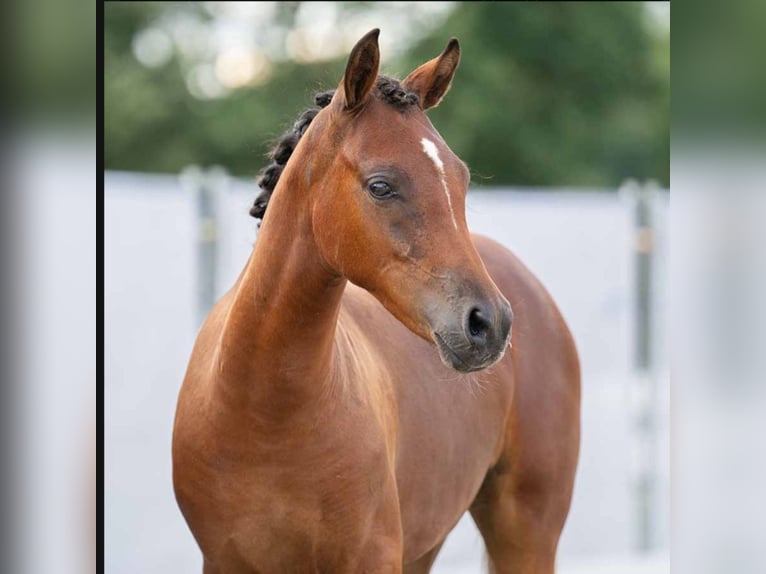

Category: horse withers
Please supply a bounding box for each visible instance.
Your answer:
[173,29,580,574]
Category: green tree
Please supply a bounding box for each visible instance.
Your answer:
[398,2,668,187]
[104,2,669,188]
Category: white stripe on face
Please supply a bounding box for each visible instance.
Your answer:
[421,137,458,230]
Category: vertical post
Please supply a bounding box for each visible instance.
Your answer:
[629,180,658,553]
[635,184,654,372]
[180,165,222,328]
[202,165,228,312]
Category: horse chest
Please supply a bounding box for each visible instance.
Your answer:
[178,398,401,561]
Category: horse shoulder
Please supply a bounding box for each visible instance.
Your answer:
[471,232,581,491]
[471,232,579,369]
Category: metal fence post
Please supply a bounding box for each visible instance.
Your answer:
[180,165,224,328]
[621,179,659,553]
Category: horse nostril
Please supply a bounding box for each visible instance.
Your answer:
[467,307,490,341]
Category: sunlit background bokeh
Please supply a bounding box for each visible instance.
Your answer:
[105,2,669,187]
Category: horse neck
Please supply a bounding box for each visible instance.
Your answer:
[216,165,346,409]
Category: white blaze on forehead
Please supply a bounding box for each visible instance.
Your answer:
[420,137,444,171]
[421,137,458,230]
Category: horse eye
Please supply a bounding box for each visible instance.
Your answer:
[367,180,396,200]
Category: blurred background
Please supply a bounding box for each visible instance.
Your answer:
[105,1,669,188]
[2,0,95,572]
[105,2,670,573]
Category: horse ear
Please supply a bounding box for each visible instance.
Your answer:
[341,28,381,110]
[402,38,460,110]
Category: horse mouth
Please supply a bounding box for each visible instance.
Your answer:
[433,332,494,373]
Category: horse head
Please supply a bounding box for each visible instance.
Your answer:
[253,29,513,373]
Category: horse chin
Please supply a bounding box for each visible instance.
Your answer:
[432,332,506,373]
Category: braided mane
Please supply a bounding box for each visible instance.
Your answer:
[249,76,419,221]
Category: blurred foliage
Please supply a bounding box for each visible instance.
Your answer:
[10,0,95,120]
[673,0,766,139]
[105,2,668,188]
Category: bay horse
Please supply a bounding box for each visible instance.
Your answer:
[173,29,580,574]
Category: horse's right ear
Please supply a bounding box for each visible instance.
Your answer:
[402,38,460,110]
[340,28,380,110]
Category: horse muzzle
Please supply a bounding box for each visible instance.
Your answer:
[431,298,513,372]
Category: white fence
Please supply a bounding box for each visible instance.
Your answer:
[106,170,669,573]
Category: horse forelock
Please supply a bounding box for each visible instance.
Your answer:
[249,76,419,223]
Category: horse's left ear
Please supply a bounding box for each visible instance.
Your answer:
[341,28,381,110]
[402,38,460,110]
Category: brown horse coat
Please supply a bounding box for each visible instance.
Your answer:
[173,30,580,574]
